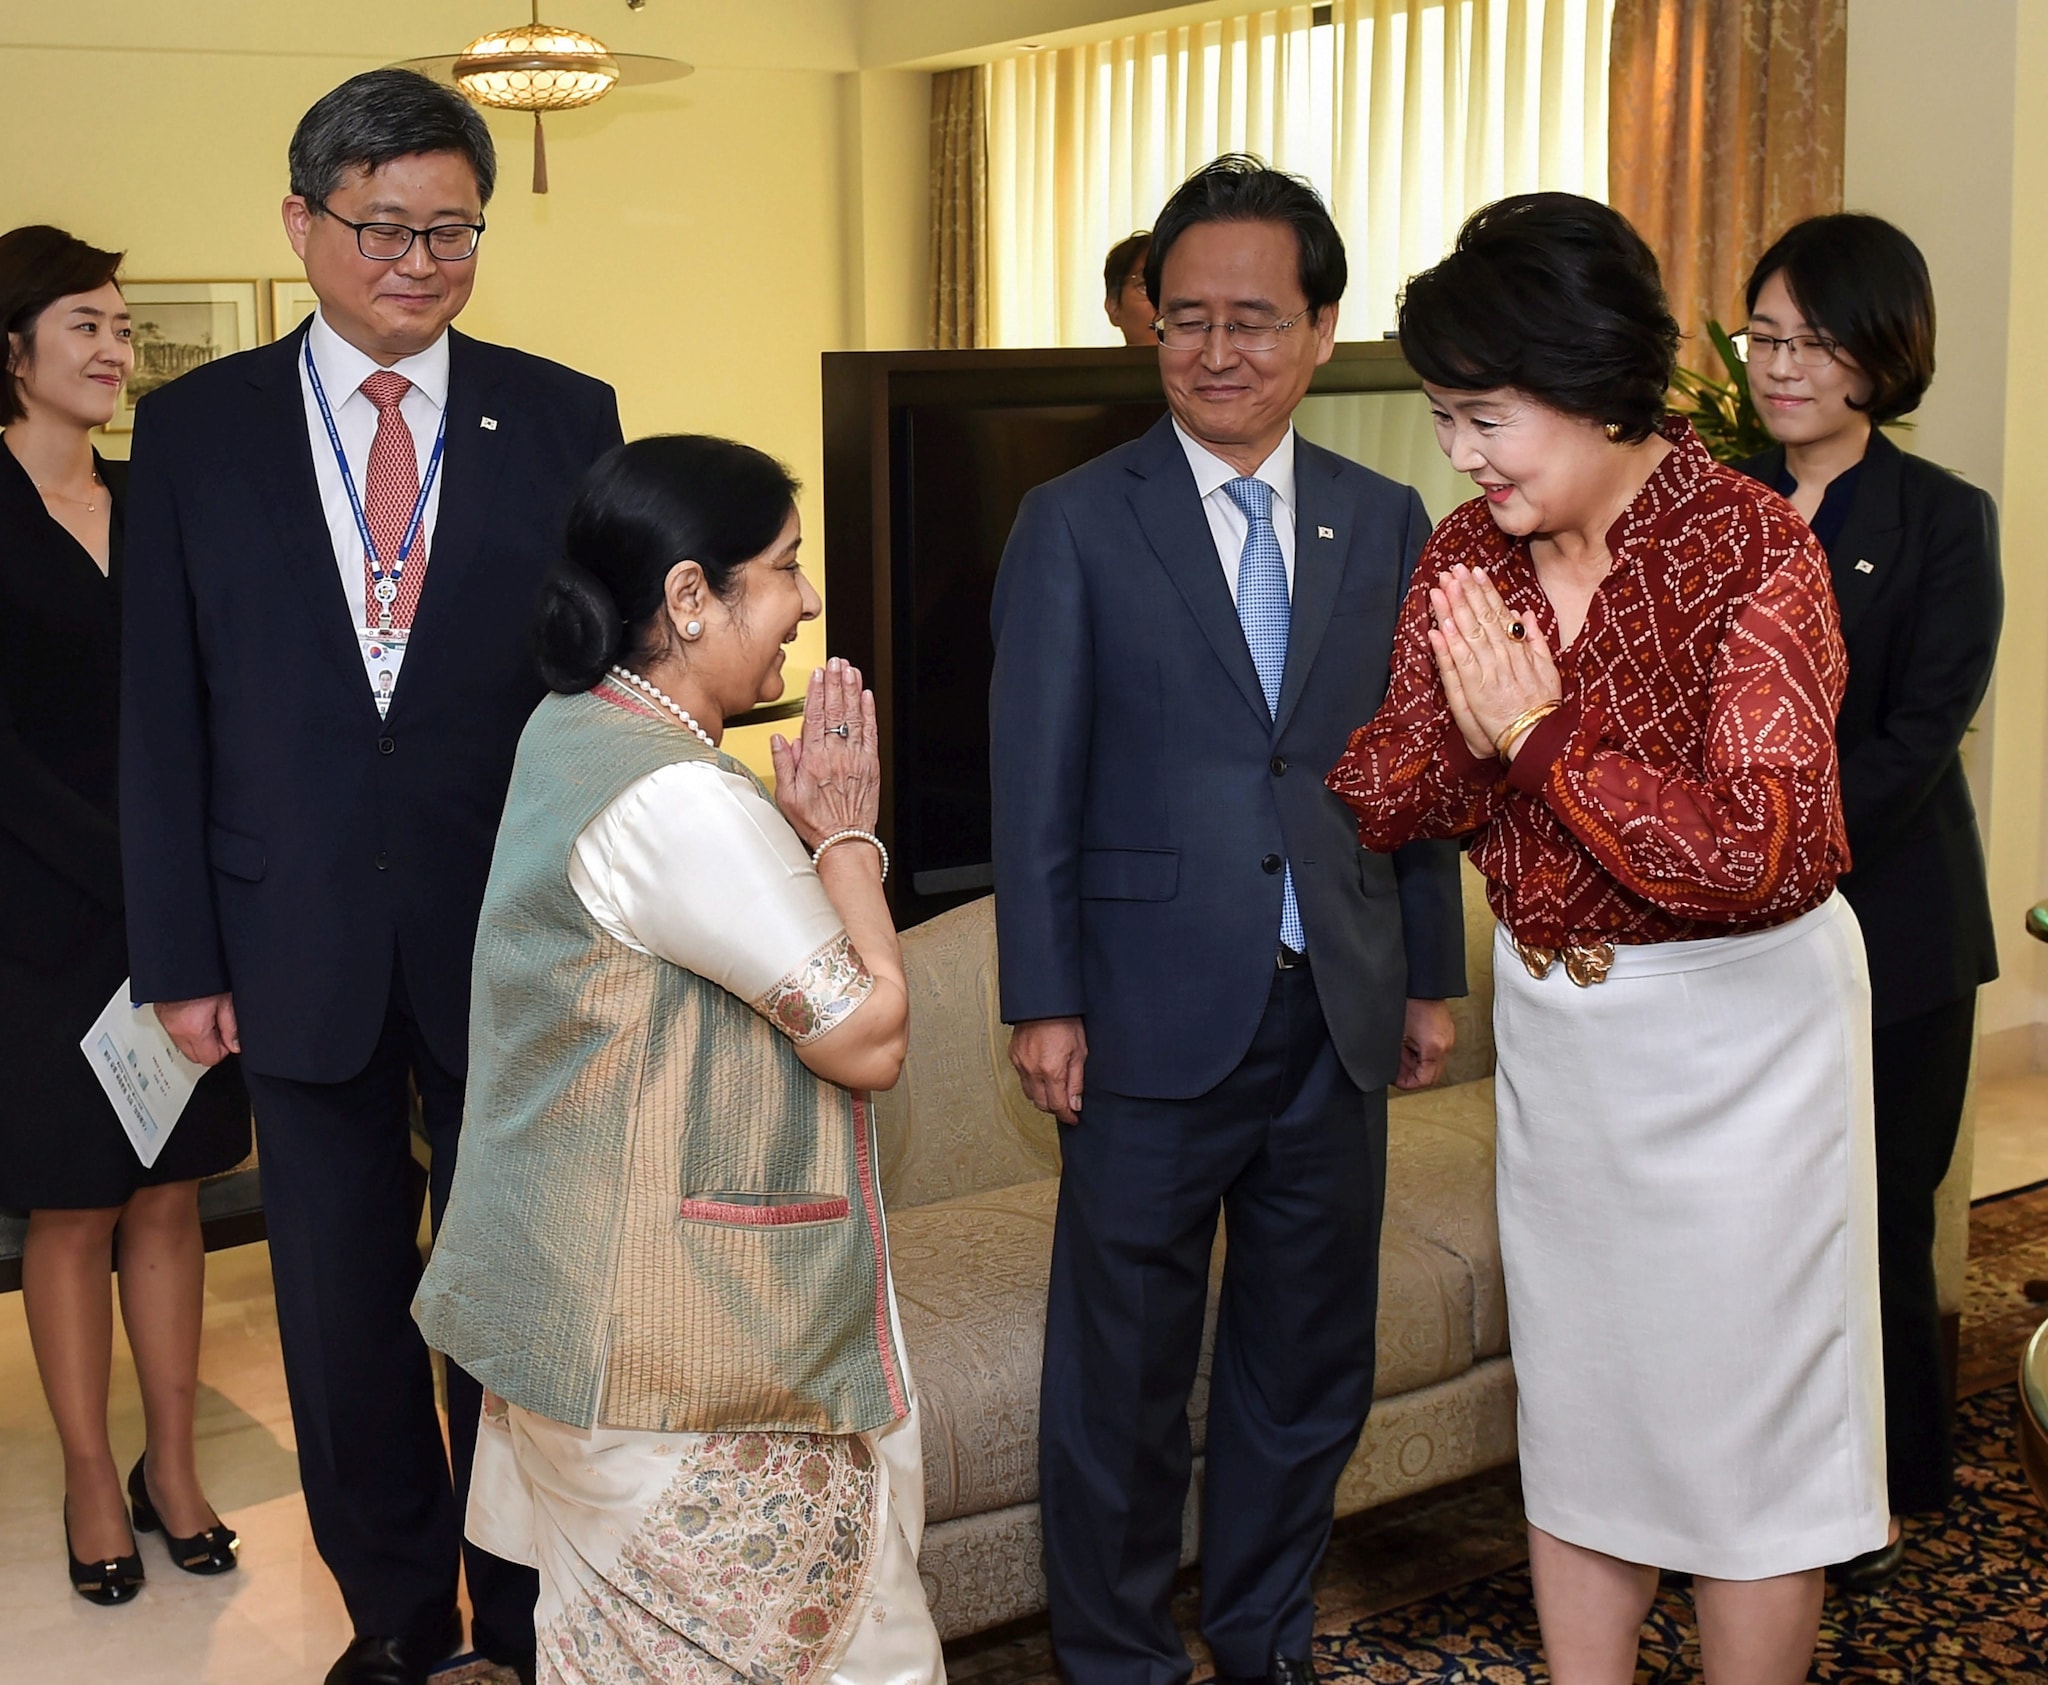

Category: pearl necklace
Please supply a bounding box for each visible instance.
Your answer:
[608,664,716,751]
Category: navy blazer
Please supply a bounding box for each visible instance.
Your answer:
[990,416,1465,1099]
[1739,431,2002,1025]
[120,323,623,1083]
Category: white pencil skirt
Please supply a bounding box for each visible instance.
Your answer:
[1492,893,1888,1580]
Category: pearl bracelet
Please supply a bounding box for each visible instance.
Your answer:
[812,828,890,882]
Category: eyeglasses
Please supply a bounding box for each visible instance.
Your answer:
[315,202,487,263]
[1153,307,1315,352]
[1732,329,1841,369]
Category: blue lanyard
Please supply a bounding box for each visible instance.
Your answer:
[304,338,448,607]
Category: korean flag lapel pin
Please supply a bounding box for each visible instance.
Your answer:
[479,415,498,431]
[1854,558,1874,574]
[1317,525,1335,540]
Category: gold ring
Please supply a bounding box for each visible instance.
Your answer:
[1507,620,1526,641]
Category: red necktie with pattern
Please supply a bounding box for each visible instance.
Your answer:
[359,369,428,630]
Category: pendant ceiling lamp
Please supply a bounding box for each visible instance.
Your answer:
[398,1,691,193]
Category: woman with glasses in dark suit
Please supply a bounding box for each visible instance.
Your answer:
[1737,213,2003,1591]
[0,225,250,1606]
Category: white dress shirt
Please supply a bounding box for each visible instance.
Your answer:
[1172,419,1298,600]
[297,308,450,627]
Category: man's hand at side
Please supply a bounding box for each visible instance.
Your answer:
[1010,1016,1088,1124]
[155,993,240,1067]
[1396,997,1455,1090]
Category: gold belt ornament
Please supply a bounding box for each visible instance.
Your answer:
[1512,938,1616,987]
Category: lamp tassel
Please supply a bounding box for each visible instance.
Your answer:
[532,111,549,194]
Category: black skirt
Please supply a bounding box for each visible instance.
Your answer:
[0,902,249,1212]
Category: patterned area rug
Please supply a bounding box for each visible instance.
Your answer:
[945,1184,2048,1685]
[1316,1386,2047,1683]
[1959,1180,2048,1399]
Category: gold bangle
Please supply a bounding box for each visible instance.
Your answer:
[1494,701,1561,760]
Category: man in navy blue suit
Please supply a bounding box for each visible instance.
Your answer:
[121,71,621,1685]
[990,157,1466,1685]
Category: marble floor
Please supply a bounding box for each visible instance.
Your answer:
[1973,1070,2048,1200]
[0,1240,406,1685]
[4,1070,2046,1682]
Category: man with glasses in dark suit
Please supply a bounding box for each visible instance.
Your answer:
[993,157,1464,1685]
[121,69,621,1685]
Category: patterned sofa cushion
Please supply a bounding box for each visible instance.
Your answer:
[888,1108,1502,1526]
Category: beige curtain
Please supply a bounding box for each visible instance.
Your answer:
[928,67,989,350]
[983,1,1614,347]
[1607,0,1846,343]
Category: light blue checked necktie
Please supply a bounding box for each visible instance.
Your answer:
[1223,475,1305,954]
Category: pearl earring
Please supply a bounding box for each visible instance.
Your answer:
[684,620,703,639]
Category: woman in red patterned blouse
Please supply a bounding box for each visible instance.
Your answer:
[1330,195,1885,1685]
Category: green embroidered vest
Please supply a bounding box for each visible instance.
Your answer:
[413,686,907,1434]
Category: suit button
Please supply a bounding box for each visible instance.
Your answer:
[1270,756,1288,776]
[378,736,395,755]
[1261,853,1282,874]
[374,853,389,871]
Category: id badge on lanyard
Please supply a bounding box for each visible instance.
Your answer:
[306,340,446,718]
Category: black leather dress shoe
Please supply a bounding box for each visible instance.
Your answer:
[64,1500,144,1606]
[128,1455,239,1575]
[1215,1654,1318,1685]
[1828,1531,1906,1593]
[324,1612,463,1685]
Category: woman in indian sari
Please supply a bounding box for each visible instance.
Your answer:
[1328,195,1885,1684]
[414,434,942,1684]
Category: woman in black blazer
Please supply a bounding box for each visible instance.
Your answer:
[1737,214,2003,1589]
[0,226,250,1603]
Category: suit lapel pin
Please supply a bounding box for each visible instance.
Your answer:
[1854,559,1874,574]
[480,416,498,431]
[1317,525,1335,540]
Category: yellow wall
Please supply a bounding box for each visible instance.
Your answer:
[1845,0,2048,1063]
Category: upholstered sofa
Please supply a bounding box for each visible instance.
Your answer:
[876,865,1978,1639]
[877,870,1514,1638]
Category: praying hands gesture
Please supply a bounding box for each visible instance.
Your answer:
[1427,563,1563,762]
[772,657,881,851]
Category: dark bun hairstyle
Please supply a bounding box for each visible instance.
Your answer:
[1398,192,1680,443]
[534,434,802,694]
[1743,213,1935,425]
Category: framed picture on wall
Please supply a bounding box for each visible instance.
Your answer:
[270,277,321,341]
[110,280,262,431]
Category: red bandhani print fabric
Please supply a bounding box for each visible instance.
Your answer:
[1327,419,1849,950]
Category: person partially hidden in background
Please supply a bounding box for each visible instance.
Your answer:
[119,70,621,1685]
[1104,228,1156,345]
[0,224,249,1610]
[993,156,1464,1685]
[1738,213,2003,1592]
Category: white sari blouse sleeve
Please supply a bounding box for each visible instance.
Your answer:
[568,759,874,1043]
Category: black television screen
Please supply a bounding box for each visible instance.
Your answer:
[895,398,1165,902]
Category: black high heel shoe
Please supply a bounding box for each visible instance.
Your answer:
[128,1456,239,1575]
[65,1499,145,1605]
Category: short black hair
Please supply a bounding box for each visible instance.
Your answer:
[534,435,802,693]
[1144,155,1346,314]
[289,69,498,209]
[1398,193,1679,443]
[0,225,124,425]
[1744,214,1935,425]
[1103,231,1150,301]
